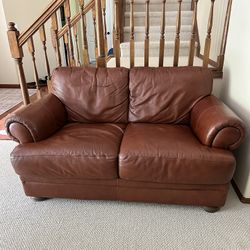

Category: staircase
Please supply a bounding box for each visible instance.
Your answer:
[6,0,233,106]
[108,0,204,67]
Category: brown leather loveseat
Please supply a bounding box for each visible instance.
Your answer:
[6,67,245,212]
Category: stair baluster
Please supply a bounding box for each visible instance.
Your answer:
[79,0,90,66]
[73,24,81,66]
[101,0,108,57]
[159,0,166,67]
[114,0,121,67]
[51,13,62,67]
[173,0,182,67]
[7,22,30,105]
[188,0,198,66]
[39,25,51,79]
[203,0,215,68]
[95,0,106,67]
[217,0,232,72]
[144,0,150,67]
[130,0,135,68]
[92,7,99,61]
[63,33,71,66]
[27,37,41,99]
[64,0,75,66]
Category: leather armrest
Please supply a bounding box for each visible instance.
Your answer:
[5,94,67,144]
[191,95,245,150]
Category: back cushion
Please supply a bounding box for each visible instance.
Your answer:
[52,67,129,123]
[129,67,213,123]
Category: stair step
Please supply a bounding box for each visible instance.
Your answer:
[124,11,193,26]
[125,0,192,12]
[120,41,196,57]
[123,25,192,42]
[107,56,211,68]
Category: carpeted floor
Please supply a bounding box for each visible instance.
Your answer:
[0,117,10,140]
[0,140,250,250]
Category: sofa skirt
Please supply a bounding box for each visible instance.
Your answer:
[20,177,229,208]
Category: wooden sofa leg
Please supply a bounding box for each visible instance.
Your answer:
[204,206,220,213]
[32,197,48,202]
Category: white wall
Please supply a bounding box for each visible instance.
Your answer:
[197,0,228,62]
[1,0,58,84]
[0,1,18,84]
[106,0,114,51]
[0,0,114,84]
[213,0,250,198]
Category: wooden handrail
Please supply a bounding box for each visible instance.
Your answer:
[19,0,65,46]
[58,0,95,39]
[19,0,95,46]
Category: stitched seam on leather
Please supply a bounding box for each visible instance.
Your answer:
[23,180,225,192]
[119,155,234,162]
[118,186,225,192]
[11,155,117,159]
[24,181,117,186]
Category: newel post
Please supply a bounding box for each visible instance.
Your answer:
[7,22,30,105]
[95,0,106,67]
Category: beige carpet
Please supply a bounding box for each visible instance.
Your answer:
[0,140,250,250]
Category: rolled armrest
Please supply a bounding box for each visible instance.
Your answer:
[191,95,245,150]
[5,94,67,144]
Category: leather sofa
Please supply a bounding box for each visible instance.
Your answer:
[6,67,245,212]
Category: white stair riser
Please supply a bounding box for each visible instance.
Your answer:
[125,2,192,12]
[124,12,193,26]
[121,44,191,57]
[123,29,192,42]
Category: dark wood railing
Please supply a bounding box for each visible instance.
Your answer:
[7,0,233,105]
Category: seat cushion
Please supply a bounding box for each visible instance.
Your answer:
[119,124,236,185]
[129,67,213,123]
[52,67,129,123]
[11,123,126,180]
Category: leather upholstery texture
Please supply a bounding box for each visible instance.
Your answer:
[119,123,236,185]
[129,67,213,123]
[5,66,246,209]
[52,67,129,123]
[5,94,67,144]
[21,179,229,207]
[191,95,245,150]
[11,123,126,180]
